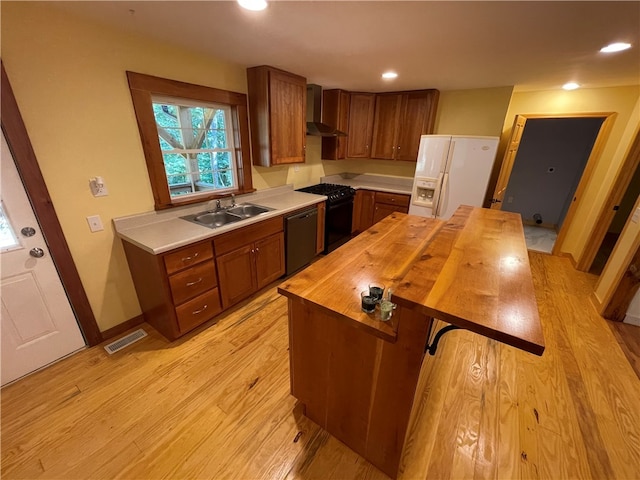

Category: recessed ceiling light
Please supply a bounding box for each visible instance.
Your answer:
[382,71,398,80]
[563,82,580,91]
[600,42,632,53]
[238,0,267,11]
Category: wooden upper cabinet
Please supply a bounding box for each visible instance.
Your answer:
[346,93,376,158]
[395,90,439,161]
[247,65,307,167]
[371,94,403,160]
[371,89,440,162]
[321,89,350,160]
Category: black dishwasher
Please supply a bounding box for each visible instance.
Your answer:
[285,207,318,275]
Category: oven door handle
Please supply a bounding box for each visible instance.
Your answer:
[327,197,354,210]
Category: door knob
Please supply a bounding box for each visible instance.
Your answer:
[21,227,36,237]
[29,247,45,258]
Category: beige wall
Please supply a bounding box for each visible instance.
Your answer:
[502,86,640,262]
[435,86,514,137]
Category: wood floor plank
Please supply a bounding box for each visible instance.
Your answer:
[608,321,640,379]
[2,253,640,480]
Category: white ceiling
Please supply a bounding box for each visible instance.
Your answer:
[52,1,640,92]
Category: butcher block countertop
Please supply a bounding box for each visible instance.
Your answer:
[278,205,545,355]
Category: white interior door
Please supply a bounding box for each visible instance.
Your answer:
[1,132,85,386]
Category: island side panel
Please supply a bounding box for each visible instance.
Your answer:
[288,297,378,456]
[288,296,433,479]
[364,304,434,478]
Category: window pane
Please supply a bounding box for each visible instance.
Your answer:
[0,202,20,250]
[160,128,184,148]
[190,107,204,130]
[152,96,239,200]
[197,152,214,185]
[215,152,231,169]
[163,153,188,181]
[152,104,180,128]
[215,169,235,189]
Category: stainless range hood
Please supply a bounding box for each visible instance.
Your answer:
[306,84,347,137]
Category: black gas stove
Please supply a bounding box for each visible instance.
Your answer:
[297,183,356,203]
[296,183,356,253]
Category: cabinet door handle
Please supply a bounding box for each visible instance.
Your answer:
[192,304,208,315]
[181,252,199,263]
[186,277,203,287]
[256,247,260,253]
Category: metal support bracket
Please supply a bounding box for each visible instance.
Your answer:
[425,325,462,356]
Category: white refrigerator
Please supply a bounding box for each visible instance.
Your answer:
[408,135,499,220]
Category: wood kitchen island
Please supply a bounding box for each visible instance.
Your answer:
[277,206,545,479]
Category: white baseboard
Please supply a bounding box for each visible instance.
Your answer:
[623,314,640,327]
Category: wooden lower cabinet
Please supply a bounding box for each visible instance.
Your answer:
[216,244,257,309]
[214,216,285,309]
[353,190,376,233]
[122,239,222,341]
[373,191,410,223]
[122,215,285,341]
[353,190,411,234]
[255,233,286,288]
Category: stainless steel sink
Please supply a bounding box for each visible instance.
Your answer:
[181,203,273,229]
[226,204,271,218]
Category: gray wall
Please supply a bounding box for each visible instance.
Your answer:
[503,117,604,227]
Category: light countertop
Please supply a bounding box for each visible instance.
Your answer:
[113,185,325,255]
[321,173,414,195]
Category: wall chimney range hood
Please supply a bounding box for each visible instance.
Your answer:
[306,84,347,137]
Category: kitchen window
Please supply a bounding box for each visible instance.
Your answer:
[127,72,254,210]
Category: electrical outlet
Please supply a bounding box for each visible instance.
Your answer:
[507,196,514,204]
[87,215,104,232]
[90,177,109,197]
[632,207,640,224]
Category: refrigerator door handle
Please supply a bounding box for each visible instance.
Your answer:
[436,172,449,217]
[431,172,444,217]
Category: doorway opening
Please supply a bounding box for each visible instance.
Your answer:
[590,161,640,274]
[501,117,605,253]
[489,113,614,256]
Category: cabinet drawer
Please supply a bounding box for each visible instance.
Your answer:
[214,216,283,256]
[175,288,222,334]
[169,260,218,305]
[375,192,410,208]
[164,242,213,275]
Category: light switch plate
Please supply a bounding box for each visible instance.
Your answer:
[87,215,104,232]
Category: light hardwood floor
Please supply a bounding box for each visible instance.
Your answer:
[2,252,640,479]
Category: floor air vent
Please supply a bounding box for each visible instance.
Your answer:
[104,328,148,354]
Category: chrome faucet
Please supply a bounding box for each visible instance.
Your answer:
[216,199,222,211]
[231,194,237,207]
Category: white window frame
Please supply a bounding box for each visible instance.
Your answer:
[152,95,238,200]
